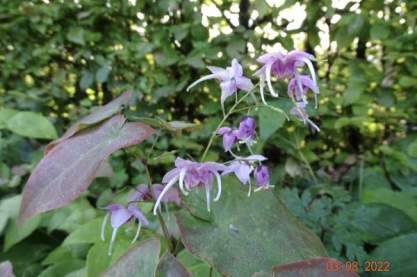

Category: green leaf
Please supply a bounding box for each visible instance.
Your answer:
[367,233,417,277]
[0,108,18,129]
[67,28,85,45]
[46,199,97,233]
[361,188,417,223]
[80,72,94,89]
[6,112,57,139]
[63,218,104,245]
[177,250,221,277]
[341,203,417,243]
[96,67,111,83]
[257,106,286,140]
[102,238,160,277]
[38,260,84,277]
[4,214,42,251]
[2,195,42,251]
[176,177,327,276]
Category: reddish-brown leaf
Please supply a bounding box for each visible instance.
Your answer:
[45,91,132,154]
[20,114,154,219]
[272,257,359,277]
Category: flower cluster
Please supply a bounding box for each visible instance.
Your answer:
[254,50,320,131]
[217,116,256,152]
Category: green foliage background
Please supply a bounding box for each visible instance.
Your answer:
[1,0,417,276]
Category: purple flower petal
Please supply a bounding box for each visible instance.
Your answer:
[127,205,149,226]
[236,76,254,91]
[254,165,270,187]
[109,206,132,228]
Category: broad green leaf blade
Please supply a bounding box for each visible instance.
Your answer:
[0,261,15,277]
[0,108,18,129]
[271,258,359,277]
[6,112,57,139]
[20,115,154,218]
[102,238,160,277]
[176,178,327,276]
[38,260,84,277]
[156,252,192,277]
[367,233,417,277]
[45,91,132,154]
[257,106,286,140]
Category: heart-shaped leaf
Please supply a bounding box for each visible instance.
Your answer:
[45,91,132,154]
[156,252,192,277]
[102,238,160,277]
[176,178,327,276]
[20,115,154,219]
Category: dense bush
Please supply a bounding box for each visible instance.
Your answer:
[0,0,416,276]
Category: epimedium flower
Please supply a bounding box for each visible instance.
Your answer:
[186,59,254,112]
[253,165,271,191]
[217,116,257,152]
[287,75,320,108]
[222,155,268,196]
[128,184,181,205]
[254,50,317,104]
[101,203,149,256]
[290,102,320,132]
[153,158,226,214]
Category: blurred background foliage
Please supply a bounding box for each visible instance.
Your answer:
[0,0,417,276]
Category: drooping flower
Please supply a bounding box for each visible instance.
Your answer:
[287,75,319,107]
[217,127,238,152]
[101,204,149,255]
[154,158,226,214]
[186,59,254,111]
[254,165,270,188]
[254,50,317,104]
[290,102,320,132]
[235,116,256,142]
[127,184,152,202]
[222,155,268,196]
[217,117,257,152]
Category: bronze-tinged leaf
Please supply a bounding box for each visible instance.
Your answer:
[45,91,132,154]
[103,238,160,277]
[272,257,359,277]
[0,261,15,277]
[20,115,154,219]
[156,252,192,277]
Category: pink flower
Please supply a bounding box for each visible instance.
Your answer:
[187,59,254,111]
[216,116,257,152]
[254,50,317,104]
[101,203,149,255]
[287,75,319,107]
[154,158,226,214]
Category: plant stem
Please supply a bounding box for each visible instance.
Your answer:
[142,159,174,252]
[200,91,251,162]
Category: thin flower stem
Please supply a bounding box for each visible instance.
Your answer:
[142,159,174,252]
[298,148,318,185]
[200,91,252,162]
